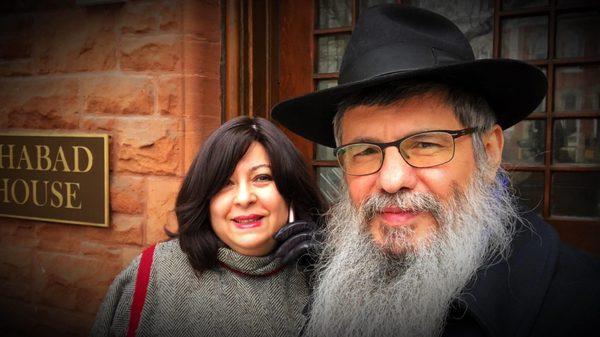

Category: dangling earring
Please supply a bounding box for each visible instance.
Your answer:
[288,203,295,223]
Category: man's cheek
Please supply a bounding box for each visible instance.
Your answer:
[347,176,376,206]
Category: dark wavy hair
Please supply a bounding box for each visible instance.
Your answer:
[170,116,326,273]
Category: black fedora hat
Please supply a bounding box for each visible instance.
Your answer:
[271,4,547,148]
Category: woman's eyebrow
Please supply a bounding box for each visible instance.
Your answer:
[250,164,271,171]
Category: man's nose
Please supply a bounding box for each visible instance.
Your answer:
[377,147,418,194]
[233,183,256,207]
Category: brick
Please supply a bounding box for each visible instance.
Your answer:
[0,78,79,130]
[81,75,154,115]
[34,9,117,73]
[110,175,145,214]
[146,176,181,244]
[183,0,220,41]
[121,35,182,72]
[157,76,183,116]
[0,15,33,37]
[0,218,38,248]
[82,116,182,175]
[183,36,220,78]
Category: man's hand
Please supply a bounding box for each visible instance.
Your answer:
[274,220,322,266]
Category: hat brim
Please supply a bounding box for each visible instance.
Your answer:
[271,58,547,148]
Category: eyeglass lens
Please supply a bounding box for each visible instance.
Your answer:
[337,132,456,175]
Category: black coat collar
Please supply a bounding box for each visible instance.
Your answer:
[454,212,560,337]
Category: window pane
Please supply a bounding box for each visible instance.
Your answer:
[317,166,343,203]
[551,172,600,217]
[556,11,600,59]
[509,171,544,215]
[318,0,352,29]
[403,0,493,59]
[503,120,546,164]
[316,144,337,161]
[553,118,600,165]
[554,65,600,112]
[316,79,338,91]
[317,34,351,73]
[502,0,548,10]
[501,16,548,60]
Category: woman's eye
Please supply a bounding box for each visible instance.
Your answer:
[255,174,273,182]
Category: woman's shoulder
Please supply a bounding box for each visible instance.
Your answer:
[150,239,197,279]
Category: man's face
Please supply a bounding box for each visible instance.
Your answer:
[340,91,481,251]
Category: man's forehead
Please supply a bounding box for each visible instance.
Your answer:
[340,93,460,142]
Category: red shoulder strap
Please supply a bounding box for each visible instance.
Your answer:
[127,244,156,337]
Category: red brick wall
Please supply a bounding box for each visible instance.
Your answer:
[0,1,221,336]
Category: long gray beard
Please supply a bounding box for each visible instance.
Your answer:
[305,168,520,337]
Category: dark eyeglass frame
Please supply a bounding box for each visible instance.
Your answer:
[334,127,479,176]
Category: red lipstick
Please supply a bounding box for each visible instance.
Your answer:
[232,214,264,229]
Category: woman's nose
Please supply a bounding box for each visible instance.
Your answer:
[233,183,257,207]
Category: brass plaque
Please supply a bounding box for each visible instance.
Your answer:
[0,132,109,227]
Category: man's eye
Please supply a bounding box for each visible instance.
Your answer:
[355,147,378,157]
[415,142,441,149]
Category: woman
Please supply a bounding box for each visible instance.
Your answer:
[91,116,326,337]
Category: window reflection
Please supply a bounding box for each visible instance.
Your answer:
[503,120,546,164]
[551,172,600,218]
[318,0,352,29]
[317,34,351,73]
[553,119,600,164]
[317,167,344,203]
[555,65,600,112]
[501,16,548,60]
[556,11,600,59]
[509,171,544,214]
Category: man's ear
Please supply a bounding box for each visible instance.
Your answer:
[483,124,504,170]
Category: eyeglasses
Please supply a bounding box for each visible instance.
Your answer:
[334,128,478,176]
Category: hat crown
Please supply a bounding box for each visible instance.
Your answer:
[339,5,475,84]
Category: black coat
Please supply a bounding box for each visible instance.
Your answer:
[444,211,600,337]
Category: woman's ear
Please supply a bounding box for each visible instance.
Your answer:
[483,124,504,170]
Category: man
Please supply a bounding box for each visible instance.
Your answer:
[272,4,599,337]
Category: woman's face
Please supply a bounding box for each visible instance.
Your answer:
[210,142,289,256]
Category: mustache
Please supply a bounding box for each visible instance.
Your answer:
[359,190,443,222]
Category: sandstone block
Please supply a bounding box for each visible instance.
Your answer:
[35,305,96,337]
[33,252,122,314]
[0,247,32,283]
[159,0,182,33]
[34,9,117,73]
[146,176,181,244]
[183,75,220,117]
[183,0,220,41]
[0,36,32,60]
[183,36,220,78]
[110,175,145,214]
[82,116,182,175]
[82,75,154,115]
[0,78,79,129]
[85,213,144,246]
[121,35,182,72]
[0,279,30,301]
[119,1,158,34]
[183,114,221,170]
[157,76,183,116]
[0,59,34,77]
[0,298,36,336]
